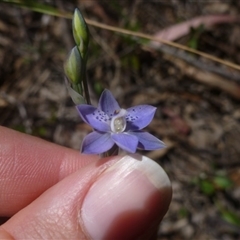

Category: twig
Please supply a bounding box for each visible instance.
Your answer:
[148,45,240,82]
[164,55,240,100]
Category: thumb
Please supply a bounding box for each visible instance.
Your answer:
[1,154,172,240]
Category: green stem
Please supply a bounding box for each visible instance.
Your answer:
[82,60,91,105]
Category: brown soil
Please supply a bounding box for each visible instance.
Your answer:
[1,1,240,239]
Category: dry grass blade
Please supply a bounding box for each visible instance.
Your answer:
[2,1,240,71]
[85,19,240,72]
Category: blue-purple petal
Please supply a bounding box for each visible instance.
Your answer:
[76,104,110,132]
[126,105,156,130]
[111,133,138,153]
[81,131,114,154]
[130,131,166,150]
[98,89,120,118]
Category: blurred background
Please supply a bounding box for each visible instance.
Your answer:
[1,0,240,239]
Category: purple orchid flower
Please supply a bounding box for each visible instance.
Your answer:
[76,89,165,154]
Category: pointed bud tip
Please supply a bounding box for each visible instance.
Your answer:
[64,46,82,84]
[72,8,89,57]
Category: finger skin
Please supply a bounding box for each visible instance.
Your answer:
[0,126,99,216]
[0,127,172,239]
[0,227,14,239]
[1,157,122,239]
[1,155,171,240]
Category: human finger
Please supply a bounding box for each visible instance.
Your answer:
[1,154,172,240]
[0,126,99,216]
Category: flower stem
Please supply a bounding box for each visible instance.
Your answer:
[82,61,91,104]
[101,145,119,158]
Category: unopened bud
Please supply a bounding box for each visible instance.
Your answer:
[64,46,82,87]
[72,8,89,59]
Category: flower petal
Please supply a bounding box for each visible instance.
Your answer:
[126,105,156,130]
[98,89,120,117]
[76,104,110,132]
[111,133,138,153]
[81,131,114,154]
[130,131,166,150]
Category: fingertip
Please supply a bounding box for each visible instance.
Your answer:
[81,154,172,239]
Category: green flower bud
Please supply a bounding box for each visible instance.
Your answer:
[72,8,89,59]
[64,46,82,88]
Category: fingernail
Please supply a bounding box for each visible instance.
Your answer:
[81,154,172,240]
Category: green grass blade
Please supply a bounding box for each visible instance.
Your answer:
[0,0,72,18]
